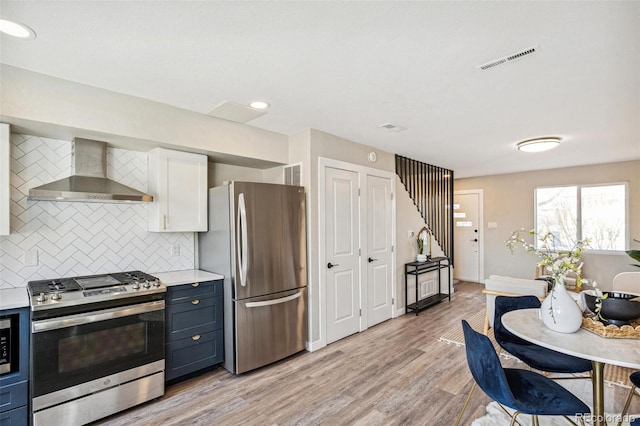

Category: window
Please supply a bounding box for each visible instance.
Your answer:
[535,183,627,251]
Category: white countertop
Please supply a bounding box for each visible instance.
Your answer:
[152,269,224,287]
[0,287,30,310]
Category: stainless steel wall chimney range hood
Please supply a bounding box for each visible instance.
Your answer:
[28,138,153,203]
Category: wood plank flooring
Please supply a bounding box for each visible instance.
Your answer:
[96,282,637,425]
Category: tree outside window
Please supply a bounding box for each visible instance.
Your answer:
[535,183,627,251]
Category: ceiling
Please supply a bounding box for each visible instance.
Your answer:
[1,1,638,178]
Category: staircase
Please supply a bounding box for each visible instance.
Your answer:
[395,154,454,265]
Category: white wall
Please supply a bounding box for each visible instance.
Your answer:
[0,134,195,289]
[455,160,640,290]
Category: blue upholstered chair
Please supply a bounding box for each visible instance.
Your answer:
[461,320,590,425]
[619,371,640,426]
[494,295,592,376]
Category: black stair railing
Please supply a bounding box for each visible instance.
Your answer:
[395,154,454,265]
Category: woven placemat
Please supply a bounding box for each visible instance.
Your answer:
[582,316,640,339]
[439,309,634,388]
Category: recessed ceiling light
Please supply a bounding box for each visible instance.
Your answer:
[0,18,36,40]
[517,137,561,153]
[249,100,270,110]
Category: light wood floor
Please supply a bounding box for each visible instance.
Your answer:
[96,282,637,425]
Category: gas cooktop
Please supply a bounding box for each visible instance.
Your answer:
[27,271,165,311]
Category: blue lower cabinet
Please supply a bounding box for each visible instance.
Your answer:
[165,280,223,382]
[165,329,223,381]
[0,381,27,414]
[0,405,28,426]
[0,307,28,426]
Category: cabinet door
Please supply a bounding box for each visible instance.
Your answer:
[167,280,221,303]
[165,329,223,381]
[166,295,222,341]
[0,405,28,426]
[148,148,208,232]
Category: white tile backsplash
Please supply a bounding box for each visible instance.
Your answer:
[0,134,195,289]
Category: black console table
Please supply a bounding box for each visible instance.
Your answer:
[404,257,451,315]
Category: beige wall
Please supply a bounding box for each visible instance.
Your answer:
[395,175,449,310]
[0,65,289,167]
[455,160,640,290]
[208,162,266,187]
[298,129,398,345]
[300,129,449,346]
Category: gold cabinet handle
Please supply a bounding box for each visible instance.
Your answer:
[192,282,199,287]
[191,299,200,305]
[192,334,201,341]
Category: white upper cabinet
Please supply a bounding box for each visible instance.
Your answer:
[0,124,10,236]
[148,148,208,232]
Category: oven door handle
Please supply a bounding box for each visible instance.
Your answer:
[32,300,165,333]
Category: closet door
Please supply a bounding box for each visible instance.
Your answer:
[324,166,361,344]
[365,174,393,327]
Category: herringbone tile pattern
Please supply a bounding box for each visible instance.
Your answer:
[0,134,195,289]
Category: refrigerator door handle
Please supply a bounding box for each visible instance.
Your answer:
[245,292,302,308]
[237,192,248,287]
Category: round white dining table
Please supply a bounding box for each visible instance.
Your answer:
[502,308,640,426]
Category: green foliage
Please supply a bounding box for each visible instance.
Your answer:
[626,238,640,268]
[506,228,589,284]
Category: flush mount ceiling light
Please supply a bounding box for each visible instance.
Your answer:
[249,100,270,110]
[0,18,36,40]
[517,137,562,153]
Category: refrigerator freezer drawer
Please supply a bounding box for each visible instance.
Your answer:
[235,288,307,374]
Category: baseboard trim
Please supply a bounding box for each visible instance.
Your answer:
[306,339,325,352]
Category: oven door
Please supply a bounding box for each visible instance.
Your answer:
[31,300,164,401]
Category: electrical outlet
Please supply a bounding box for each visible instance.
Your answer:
[171,243,180,256]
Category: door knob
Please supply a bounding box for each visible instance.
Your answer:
[327,262,340,269]
[368,257,378,263]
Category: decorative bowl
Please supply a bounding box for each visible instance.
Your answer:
[582,291,640,326]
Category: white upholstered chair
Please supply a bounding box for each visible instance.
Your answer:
[612,272,640,296]
[483,275,547,334]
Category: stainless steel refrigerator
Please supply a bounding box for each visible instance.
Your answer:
[198,181,307,374]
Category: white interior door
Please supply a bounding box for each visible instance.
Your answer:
[366,174,393,327]
[325,167,361,344]
[453,191,481,282]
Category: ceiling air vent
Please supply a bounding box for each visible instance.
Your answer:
[479,46,538,70]
[379,123,407,132]
[284,163,301,186]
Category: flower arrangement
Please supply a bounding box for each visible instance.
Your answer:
[506,228,590,288]
[507,229,590,329]
[590,283,608,321]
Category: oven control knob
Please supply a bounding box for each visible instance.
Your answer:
[132,281,140,290]
[51,292,62,301]
[142,281,151,289]
[36,293,47,303]
[151,279,160,287]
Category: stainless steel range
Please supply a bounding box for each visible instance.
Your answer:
[27,271,166,426]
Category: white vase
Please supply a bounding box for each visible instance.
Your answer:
[540,279,583,333]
